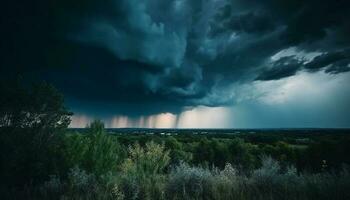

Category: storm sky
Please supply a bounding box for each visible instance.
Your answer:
[1,0,350,128]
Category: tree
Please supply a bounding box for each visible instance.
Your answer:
[0,79,72,187]
[0,79,72,130]
[85,120,121,175]
[61,120,121,176]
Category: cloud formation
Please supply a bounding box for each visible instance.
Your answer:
[1,0,349,116]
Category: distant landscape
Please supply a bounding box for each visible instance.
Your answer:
[1,82,350,199]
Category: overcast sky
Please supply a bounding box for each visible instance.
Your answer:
[1,0,350,128]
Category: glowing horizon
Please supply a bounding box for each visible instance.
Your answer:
[70,106,230,128]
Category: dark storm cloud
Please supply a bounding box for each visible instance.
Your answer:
[1,0,350,115]
[305,49,350,71]
[324,59,350,74]
[280,0,350,46]
[256,49,350,80]
[210,5,277,36]
[255,56,302,81]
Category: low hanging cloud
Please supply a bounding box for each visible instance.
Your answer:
[1,0,350,116]
[255,56,303,81]
[305,49,350,73]
[256,49,350,80]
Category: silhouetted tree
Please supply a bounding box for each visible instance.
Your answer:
[0,78,72,187]
[0,78,72,130]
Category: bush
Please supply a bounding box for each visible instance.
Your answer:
[62,120,121,176]
[121,141,170,177]
[166,162,212,199]
[165,157,350,200]
[39,167,112,200]
[247,156,302,200]
[115,141,170,200]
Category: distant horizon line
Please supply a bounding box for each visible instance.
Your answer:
[68,127,350,130]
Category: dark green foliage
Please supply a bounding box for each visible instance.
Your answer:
[164,136,192,165]
[0,80,72,189]
[121,141,170,176]
[3,128,350,199]
[0,79,72,130]
[301,139,350,171]
[62,120,122,176]
[115,142,170,200]
[84,120,121,175]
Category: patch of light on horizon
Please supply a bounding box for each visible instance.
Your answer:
[69,106,231,128]
[177,106,230,128]
[69,114,94,128]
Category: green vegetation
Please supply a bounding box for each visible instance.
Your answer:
[1,81,350,199]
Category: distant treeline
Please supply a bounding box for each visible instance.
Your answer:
[112,129,350,172]
[1,81,350,199]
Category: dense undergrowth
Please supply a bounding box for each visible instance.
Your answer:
[1,120,350,200]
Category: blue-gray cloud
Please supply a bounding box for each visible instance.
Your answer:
[1,0,350,116]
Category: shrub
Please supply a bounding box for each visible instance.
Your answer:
[116,141,170,200]
[166,162,212,199]
[39,167,112,200]
[85,120,121,176]
[62,120,121,176]
[208,163,242,200]
[121,141,170,177]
